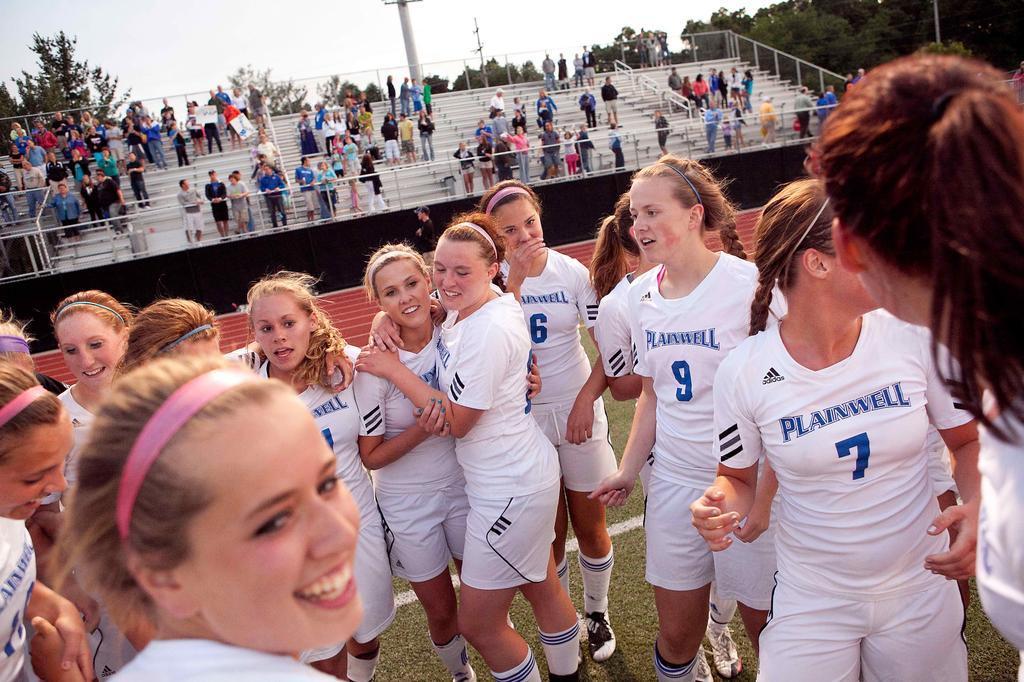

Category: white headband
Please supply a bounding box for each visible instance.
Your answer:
[453,222,497,258]
[368,250,417,287]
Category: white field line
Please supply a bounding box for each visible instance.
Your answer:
[394,514,644,608]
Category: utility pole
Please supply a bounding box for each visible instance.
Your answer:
[383,0,423,81]
[474,17,488,88]
[933,0,942,43]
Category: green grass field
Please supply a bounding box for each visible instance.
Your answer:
[373,336,1019,681]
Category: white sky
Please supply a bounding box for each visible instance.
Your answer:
[1,0,773,107]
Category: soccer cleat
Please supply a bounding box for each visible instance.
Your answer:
[694,646,714,682]
[706,622,742,678]
[585,611,616,663]
[453,670,477,682]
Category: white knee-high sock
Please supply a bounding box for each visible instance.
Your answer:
[432,633,475,680]
[491,649,541,682]
[653,641,699,682]
[347,651,379,682]
[708,582,737,628]
[539,622,580,676]
[578,548,613,615]
[556,556,571,600]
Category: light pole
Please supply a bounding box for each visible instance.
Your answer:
[933,0,942,43]
[384,0,423,81]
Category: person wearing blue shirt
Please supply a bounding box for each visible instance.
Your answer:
[294,157,317,223]
[314,103,326,131]
[315,160,337,219]
[141,117,167,170]
[818,85,839,129]
[26,141,46,168]
[410,80,423,113]
[535,89,557,118]
[400,77,411,117]
[49,182,82,240]
[258,165,288,228]
[704,101,723,153]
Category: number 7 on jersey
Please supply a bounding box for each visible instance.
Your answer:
[835,432,870,480]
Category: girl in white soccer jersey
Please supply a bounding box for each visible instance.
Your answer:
[479,181,618,663]
[356,214,580,682]
[55,356,363,682]
[587,193,744,680]
[819,55,1024,678]
[0,365,90,681]
[591,156,777,682]
[691,179,980,682]
[358,244,477,682]
[247,272,394,682]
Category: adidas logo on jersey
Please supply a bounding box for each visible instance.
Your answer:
[639,291,652,302]
[101,666,116,678]
[762,367,785,384]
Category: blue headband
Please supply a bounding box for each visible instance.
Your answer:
[660,162,702,206]
[159,324,214,353]
[55,301,126,325]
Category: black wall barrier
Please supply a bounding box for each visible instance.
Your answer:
[2,144,809,350]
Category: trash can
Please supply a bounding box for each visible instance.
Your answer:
[441,175,456,197]
[126,222,148,255]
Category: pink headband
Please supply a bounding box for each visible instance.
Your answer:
[454,222,497,258]
[0,385,48,430]
[484,186,531,215]
[116,369,258,541]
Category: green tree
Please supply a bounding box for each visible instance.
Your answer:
[363,82,383,103]
[227,64,307,116]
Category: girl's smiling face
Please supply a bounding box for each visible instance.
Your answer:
[432,237,499,314]
[373,258,433,333]
[56,312,127,391]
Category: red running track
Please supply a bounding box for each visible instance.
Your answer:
[34,210,760,384]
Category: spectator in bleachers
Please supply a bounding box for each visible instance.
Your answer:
[9,123,29,154]
[358,106,374,146]
[359,91,373,114]
[817,85,838,128]
[399,113,417,164]
[231,87,249,119]
[536,102,553,131]
[709,69,721,103]
[204,92,225,154]
[453,141,476,194]
[512,96,525,118]
[476,136,494,189]
[601,76,620,126]
[573,54,585,88]
[582,46,596,87]
[167,121,189,167]
[226,171,251,234]
[558,54,569,90]
[65,130,87,163]
[84,126,105,163]
[331,111,347,151]
[387,75,397,117]
[49,182,82,241]
[492,109,510,139]
[176,178,204,241]
[105,119,127,174]
[722,108,733,149]
[563,129,579,175]
[759,95,777,144]
[6,144,24,191]
[543,54,557,91]
[794,87,814,139]
[494,135,513,182]
[141,117,168,170]
[505,127,530,183]
[315,160,337,220]
[248,84,267,127]
[257,165,287,228]
[717,68,729,104]
[579,89,597,129]
[423,81,433,115]
[96,149,120,187]
[185,103,206,158]
[124,122,149,164]
[704,99,723,153]
[294,157,317,224]
[474,119,493,145]
[94,167,125,230]
[342,133,360,176]
[400,77,411,117]
[654,110,670,156]
[345,110,362,148]
[692,74,710,109]
[728,67,742,102]
[536,89,557,122]
[21,159,45,219]
[512,107,529,136]
[577,123,594,173]
[160,98,175,127]
[256,131,282,169]
[539,120,561,179]
[417,110,435,162]
[489,88,506,119]
[360,152,386,212]
[411,79,423,114]
[44,151,69,191]
[298,111,319,156]
[125,152,150,208]
[609,122,625,169]
[205,170,231,237]
[381,113,400,167]
[731,99,747,149]
[78,173,102,224]
[668,68,682,94]
[314,103,326,134]
[32,121,57,152]
[0,169,16,225]
[25,139,45,169]
[69,148,91,185]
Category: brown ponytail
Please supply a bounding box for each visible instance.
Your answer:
[589,192,638,300]
[632,154,746,259]
[748,179,834,335]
